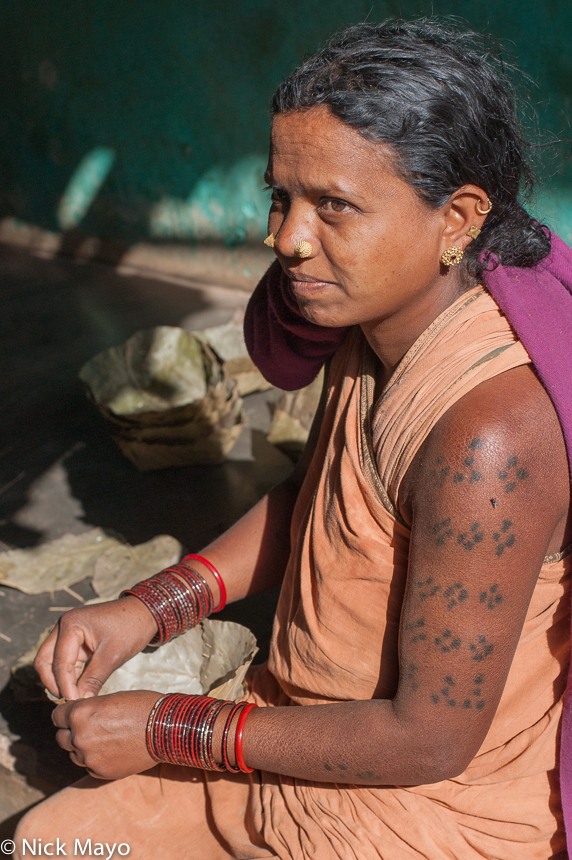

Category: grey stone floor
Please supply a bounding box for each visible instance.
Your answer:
[0,244,291,836]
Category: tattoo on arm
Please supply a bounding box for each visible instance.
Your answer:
[456,522,484,551]
[325,762,347,772]
[479,584,503,608]
[403,435,519,719]
[430,674,486,710]
[431,516,517,558]
[429,440,530,497]
[499,456,529,493]
[434,629,462,653]
[469,635,494,661]
[414,577,441,600]
[323,761,382,782]
[406,617,426,643]
[430,439,484,488]
[433,518,454,544]
[429,456,450,487]
[406,663,419,691]
[444,583,468,609]
[492,520,515,556]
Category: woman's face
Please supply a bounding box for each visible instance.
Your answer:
[266,107,465,339]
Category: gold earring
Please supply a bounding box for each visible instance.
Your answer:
[467,226,481,239]
[475,198,492,215]
[440,246,464,267]
[294,240,313,258]
[263,233,275,248]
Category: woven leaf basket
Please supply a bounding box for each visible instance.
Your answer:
[80,326,245,470]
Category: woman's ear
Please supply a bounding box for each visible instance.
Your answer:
[440,185,492,255]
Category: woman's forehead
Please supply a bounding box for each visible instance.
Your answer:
[268,107,399,193]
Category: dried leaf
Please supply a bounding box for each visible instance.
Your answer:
[99,619,258,701]
[193,314,248,364]
[0,529,120,594]
[0,530,182,597]
[92,535,182,601]
[267,369,324,462]
[193,314,273,396]
[79,327,208,415]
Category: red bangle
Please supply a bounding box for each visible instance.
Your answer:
[183,554,226,612]
[234,703,257,773]
[221,703,243,774]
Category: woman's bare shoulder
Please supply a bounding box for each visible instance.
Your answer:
[401,363,570,554]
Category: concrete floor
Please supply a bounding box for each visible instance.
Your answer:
[0,243,291,837]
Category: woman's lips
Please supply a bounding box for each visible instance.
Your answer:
[289,276,336,296]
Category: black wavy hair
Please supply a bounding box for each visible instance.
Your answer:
[271,19,550,276]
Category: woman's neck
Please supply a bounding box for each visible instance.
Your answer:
[361,273,477,382]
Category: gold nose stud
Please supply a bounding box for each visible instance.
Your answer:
[263,233,275,248]
[294,240,313,258]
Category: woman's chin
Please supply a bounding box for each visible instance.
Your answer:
[295,297,348,329]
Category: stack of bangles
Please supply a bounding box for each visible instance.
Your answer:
[121,553,227,645]
[146,693,257,773]
[123,554,257,773]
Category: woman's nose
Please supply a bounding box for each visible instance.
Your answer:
[273,205,318,260]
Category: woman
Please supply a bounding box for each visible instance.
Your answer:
[16,20,571,860]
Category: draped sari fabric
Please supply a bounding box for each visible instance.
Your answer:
[15,281,571,860]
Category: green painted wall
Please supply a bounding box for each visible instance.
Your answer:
[1,0,571,246]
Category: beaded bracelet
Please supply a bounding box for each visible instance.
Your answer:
[182,554,227,611]
[146,693,257,773]
[122,563,215,645]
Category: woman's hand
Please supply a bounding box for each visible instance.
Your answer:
[34,596,158,701]
[52,690,161,780]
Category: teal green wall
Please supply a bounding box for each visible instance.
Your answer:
[1,0,571,245]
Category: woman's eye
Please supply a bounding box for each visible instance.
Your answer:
[321,199,351,213]
[272,191,284,202]
[265,187,289,204]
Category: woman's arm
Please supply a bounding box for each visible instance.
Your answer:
[35,372,330,701]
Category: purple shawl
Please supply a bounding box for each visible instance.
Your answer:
[244,233,572,838]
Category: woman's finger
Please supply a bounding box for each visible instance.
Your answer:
[55,728,74,753]
[51,701,73,729]
[33,625,60,696]
[75,643,123,698]
[69,749,87,768]
[51,620,93,701]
